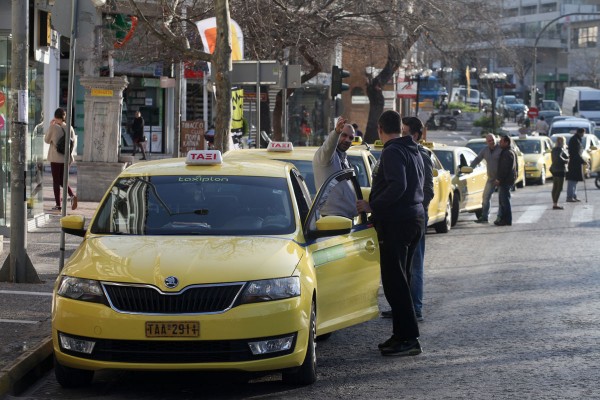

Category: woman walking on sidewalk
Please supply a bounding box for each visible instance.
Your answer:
[44,107,77,211]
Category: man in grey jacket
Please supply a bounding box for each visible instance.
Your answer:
[312,117,358,218]
[471,133,502,223]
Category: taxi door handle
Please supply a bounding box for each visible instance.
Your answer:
[365,240,376,252]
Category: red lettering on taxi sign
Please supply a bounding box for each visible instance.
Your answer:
[186,150,222,165]
[267,141,294,152]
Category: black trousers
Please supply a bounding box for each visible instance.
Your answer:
[377,217,423,340]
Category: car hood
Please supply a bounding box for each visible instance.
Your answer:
[522,153,544,163]
[63,236,303,287]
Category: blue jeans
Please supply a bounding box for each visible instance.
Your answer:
[566,180,578,200]
[481,180,496,220]
[410,216,427,316]
[498,184,512,224]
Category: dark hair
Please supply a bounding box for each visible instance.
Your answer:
[501,134,511,143]
[402,116,424,140]
[54,107,66,119]
[576,128,585,134]
[378,110,401,134]
[351,123,359,130]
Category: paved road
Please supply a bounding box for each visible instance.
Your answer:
[7,174,600,399]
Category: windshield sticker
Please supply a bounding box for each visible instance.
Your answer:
[178,176,229,182]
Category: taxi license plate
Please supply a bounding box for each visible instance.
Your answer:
[145,321,200,338]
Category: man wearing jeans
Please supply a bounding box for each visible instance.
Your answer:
[471,134,502,223]
[494,135,517,226]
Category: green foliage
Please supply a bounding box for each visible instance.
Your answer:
[444,102,480,112]
[473,115,503,134]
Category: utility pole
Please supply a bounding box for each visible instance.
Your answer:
[0,0,40,283]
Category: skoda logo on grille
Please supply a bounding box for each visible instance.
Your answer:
[164,276,179,289]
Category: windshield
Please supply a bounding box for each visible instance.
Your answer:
[347,155,370,188]
[275,159,316,194]
[515,140,541,154]
[466,142,486,155]
[541,101,560,111]
[504,97,517,104]
[90,176,295,236]
[432,149,455,172]
[551,126,586,134]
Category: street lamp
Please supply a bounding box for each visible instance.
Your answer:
[408,68,432,117]
[480,72,507,134]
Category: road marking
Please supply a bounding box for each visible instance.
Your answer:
[0,290,52,297]
[571,204,594,223]
[516,204,546,224]
[0,318,39,324]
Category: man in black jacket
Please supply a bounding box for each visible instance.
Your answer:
[356,110,424,356]
[566,128,586,202]
[494,135,517,226]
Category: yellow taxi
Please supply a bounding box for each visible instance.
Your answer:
[355,140,454,233]
[465,137,526,188]
[549,133,600,177]
[513,136,554,184]
[429,143,487,226]
[53,151,380,387]
[224,142,377,195]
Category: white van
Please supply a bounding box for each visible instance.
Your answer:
[562,87,600,123]
[450,87,481,107]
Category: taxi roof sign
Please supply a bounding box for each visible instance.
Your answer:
[267,141,294,152]
[186,150,223,165]
[373,140,383,147]
[351,136,363,145]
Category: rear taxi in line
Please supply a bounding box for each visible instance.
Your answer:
[224,142,377,195]
[53,151,380,387]
[513,136,554,184]
[354,140,454,233]
[429,143,487,226]
[550,133,600,177]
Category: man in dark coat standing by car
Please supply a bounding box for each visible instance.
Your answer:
[494,135,517,226]
[356,110,424,357]
[566,128,586,202]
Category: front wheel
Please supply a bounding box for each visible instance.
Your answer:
[282,303,317,386]
[595,175,600,189]
[451,193,460,227]
[539,167,546,185]
[446,119,457,130]
[54,356,94,388]
[434,197,452,233]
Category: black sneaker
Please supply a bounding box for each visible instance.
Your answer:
[378,335,396,350]
[415,313,424,322]
[381,310,393,318]
[474,218,488,223]
[380,338,422,356]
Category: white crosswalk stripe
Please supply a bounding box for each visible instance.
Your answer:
[516,204,547,224]
[570,204,594,223]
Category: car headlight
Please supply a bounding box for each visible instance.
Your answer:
[57,276,106,304]
[240,277,300,304]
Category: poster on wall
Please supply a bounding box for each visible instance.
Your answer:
[180,120,206,155]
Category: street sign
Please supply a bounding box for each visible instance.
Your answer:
[527,107,539,118]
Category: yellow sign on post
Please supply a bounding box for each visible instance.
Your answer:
[91,88,114,97]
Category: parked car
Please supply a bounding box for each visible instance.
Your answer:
[496,95,529,119]
[550,133,600,177]
[465,137,526,188]
[429,144,486,226]
[53,151,381,387]
[538,100,562,124]
[513,136,554,184]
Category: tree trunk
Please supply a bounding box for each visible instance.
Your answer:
[214,0,232,153]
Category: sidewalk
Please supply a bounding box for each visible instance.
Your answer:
[0,163,100,397]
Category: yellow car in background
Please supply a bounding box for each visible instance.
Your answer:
[355,140,454,233]
[53,151,380,387]
[225,143,377,195]
[513,136,554,184]
[465,137,526,188]
[429,143,487,226]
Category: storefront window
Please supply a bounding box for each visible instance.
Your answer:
[0,35,11,226]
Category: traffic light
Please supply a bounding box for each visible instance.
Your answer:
[331,65,350,98]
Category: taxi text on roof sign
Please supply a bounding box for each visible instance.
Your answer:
[267,142,294,152]
[186,150,223,165]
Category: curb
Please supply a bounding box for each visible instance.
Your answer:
[0,337,53,397]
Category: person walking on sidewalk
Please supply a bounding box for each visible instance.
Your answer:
[44,107,77,211]
[550,136,569,209]
[131,111,147,160]
[494,135,517,226]
[470,133,502,223]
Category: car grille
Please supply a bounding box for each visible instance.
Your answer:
[103,283,245,314]
[58,333,297,363]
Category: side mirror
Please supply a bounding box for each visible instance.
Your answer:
[61,215,87,237]
[313,215,353,237]
[460,166,474,174]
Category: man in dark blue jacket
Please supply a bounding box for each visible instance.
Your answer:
[356,110,424,356]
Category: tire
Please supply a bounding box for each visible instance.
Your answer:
[282,303,317,386]
[446,120,457,130]
[450,193,460,227]
[539,167,546,185]
[585,161,592,179]
[596,175,600,189]
[316,332,332,341]
[516,177,525,188]
[54,355,94,388]
[434,197,452,233]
